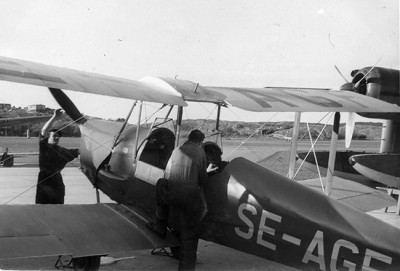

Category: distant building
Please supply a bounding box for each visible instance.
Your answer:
[27,104,46,113]
[0,103,11,111]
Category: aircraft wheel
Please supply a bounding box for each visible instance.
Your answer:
[72,256,101,271]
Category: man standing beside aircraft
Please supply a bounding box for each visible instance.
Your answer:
[148,129,210,271]
[202,141,228,176]
[35,109,79,204]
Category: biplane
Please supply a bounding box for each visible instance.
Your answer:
[0,55,399,270]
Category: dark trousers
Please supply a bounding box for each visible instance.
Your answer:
[177,211,200,271]
[35,171,65,204]
[156,178,202,271]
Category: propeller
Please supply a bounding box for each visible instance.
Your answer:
[48,88,87,124]
[345,112,356,148]
[335,65,356,148]
[353,57,382,91]
[337,58,383,148]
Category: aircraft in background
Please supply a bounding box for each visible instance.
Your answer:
[0,56,399,270]
[0,112,51,166]
[296,66,400,189]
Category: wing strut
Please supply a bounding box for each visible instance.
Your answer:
[175,106,183,148]
[165,105,174,119]
[345,112,356,148]
[215,103,222,144]
[133,101,143,164]
[325,112,340,196]
[288,112,301,179]
[112,101,137,149]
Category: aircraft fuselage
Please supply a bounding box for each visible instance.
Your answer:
[77,119,400,271]
[51,65,400,270]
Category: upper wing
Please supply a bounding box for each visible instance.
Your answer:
[145,77,400,113]
[1,55,399,113]
[206,86,400,113]
[0,203,178,259]
[0,56,186,106]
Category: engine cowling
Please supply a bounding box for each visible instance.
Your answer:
[341,67,400,120]
[352,67,399,103]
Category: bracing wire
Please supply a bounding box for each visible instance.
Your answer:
[0,102,164,205]
[293,113,333,180]
[141,104,167,123]
[306,122,324,193]
[4,101,178,205]
[195,105,217,130]
[221,108,290,164]
[224,112,279,160]
[0,170,63,206]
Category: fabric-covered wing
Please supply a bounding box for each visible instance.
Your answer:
[0,203,178,259]
[142,77,225,104]
[137,77,400,113]
[205,86,400,113]
[299,176,397,212]
[0,56,186,106]
[1,55,400,113]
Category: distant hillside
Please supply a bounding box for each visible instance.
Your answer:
[179,119,383,140]
[0,113,80,137]
[2,108,383,140]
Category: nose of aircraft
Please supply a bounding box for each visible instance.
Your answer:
[340,82,354,91]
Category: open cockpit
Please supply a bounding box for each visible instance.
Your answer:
[134,119,176,185]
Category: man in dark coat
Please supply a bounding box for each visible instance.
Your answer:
[147,129,214,270]
[35,109,79,204]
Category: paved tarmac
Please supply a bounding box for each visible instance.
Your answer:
[0,167,299,271]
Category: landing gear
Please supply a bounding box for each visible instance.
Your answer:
[72,256,101,271]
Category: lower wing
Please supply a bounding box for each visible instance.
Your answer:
[0,203,178,259]
[299,176,396,212]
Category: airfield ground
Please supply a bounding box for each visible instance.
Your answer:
[0,137,398,270]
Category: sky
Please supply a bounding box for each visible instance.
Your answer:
[0,0,398,124]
